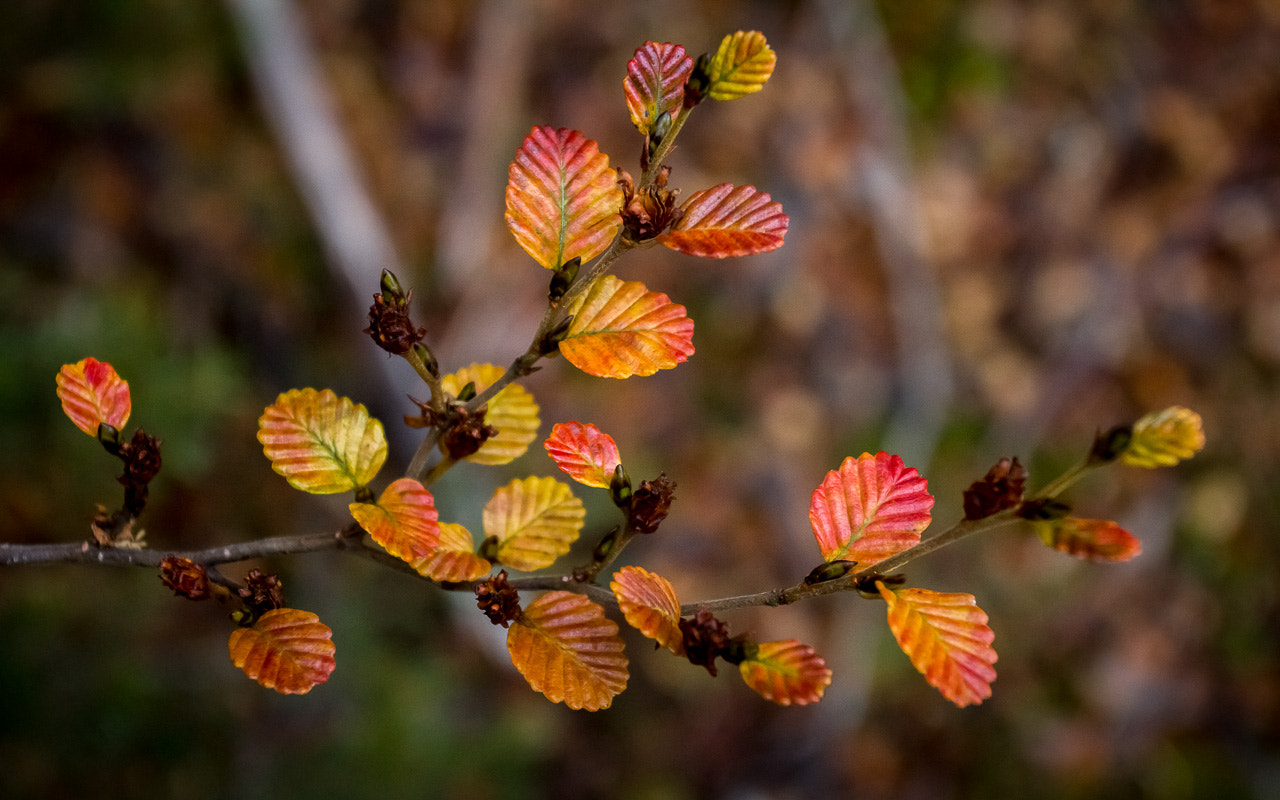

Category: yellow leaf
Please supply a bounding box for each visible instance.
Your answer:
[1122,406,1205,468]
[257,388,387,494]
[484,476,585,571]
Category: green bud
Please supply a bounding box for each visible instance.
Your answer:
[380,269,405,302]
[412,343,439,378]
[477,534,500,562]
[456,381,477,402]
[593,525,622,562]
[96,422,122,454]
[803,560,857,585]
[549,256,581,303]
[610,464,633,507]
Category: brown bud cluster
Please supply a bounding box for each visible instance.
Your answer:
[238,569,284,618]
[618,167,682,242]
[159,556,210,600]
[679,608,732,677]
[627,473,676,534]
[117,428,162,517]
[365,290,426,355]
[475,570,521,628]
[440,405,497,460]
[962,457,1027,520]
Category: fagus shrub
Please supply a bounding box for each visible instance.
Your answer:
[4,33,1206,710]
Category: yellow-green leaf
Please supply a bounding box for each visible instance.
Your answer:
[441,363,540,465]
[257,388,387,494]
[507,591,629,710]
[483,476,585,571]
[349,477,440,564]
[1121,406,1205,468]
[703,31,776,101]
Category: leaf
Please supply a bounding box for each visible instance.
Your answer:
[624,41,693,135]
[658,183,788,257]
[1122,406,1206,468]
[703,31,776,101]
[1035,517,1142,562]
[505,126,622,270]
[507,591,629,710]
[560,275,695,379]
[56,357,131,436]
[441,363,540,465]
[228,608,336,695]
[411,522,493,582]
[257,388,387,494]
[610,566,685,655]
[544,421,622,488]
[484,476,586,571]
[349,478,441,564]
[809,452,934,565]
[878,582,997,708]
[738,640,832,706]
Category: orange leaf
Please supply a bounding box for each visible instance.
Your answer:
[544,421,622,488]
[878,582,997,708]
[228,608,336,695]
[658,183,788,257]
[505,126,622,270]
[560,275,695,379]
[624,41,693,135]
[483,476,585,571]
[809,452,934,565]
[506,591,629,710]
[257,388,387,494]
[441,363,540,465]
[56,357,131,436]
[1122,406,1205,468]
[349,477,440,564]
[610,566,685,655]
[411,522,493,582]
[738,640,832,706]
[1036,517,1142,562]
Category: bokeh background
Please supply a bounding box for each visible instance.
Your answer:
[2,0,1278,797]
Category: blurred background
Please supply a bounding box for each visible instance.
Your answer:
[2,0,1277,797]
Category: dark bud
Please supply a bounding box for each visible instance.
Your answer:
[684,53,712,107]
[475,570,521,627]
[439,405,496,460]
[117,429,162,517]
[803,559,857,585]
[540,315,574,356]
[721,635,757,666]
[477,534,501,563]
[97,422,122,454]
[550,256,581,304]
[238,569,284,618]
[679,608,732,676]
[1017,498,1071,521]
[853,571,906,598]
[962,457,1027,521]
[627,473,676,534]
[609,464,633,507]
[1089,425,1133,465]
[159,556,210,601]
[365,276,426,356]
[593,525,622,562]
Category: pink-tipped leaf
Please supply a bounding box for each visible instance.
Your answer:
[57,357,131,436]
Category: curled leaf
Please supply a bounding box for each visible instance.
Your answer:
[228,608,336,695]
[544,421,622,488]
[809,452,934,565]
[624,42,693,135]
[739,640,832,706]
[257,388,387,494]
[484,476,585,571]
[507,591,629,710]
[1122,406,1205,468]
[441,363,540,465]
[703,31,776,101]
[411,522,493,582]
[560,275,695,379]
[349,478,440,564]
[505,126,622,270]
[658,183,788,258]
[56,357,131,436]
[878,582,997,708]
[610,566,685,655]
[1035,517,1142,562]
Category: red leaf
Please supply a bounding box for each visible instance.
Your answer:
[879,583,997,708]
[560,275,695,378]
[228,608,336,695]
[610,566,684,655]
[809,452,934,565]
[544,421,622,488]
[623,42,693,135]
[56,357,131,436]
[738,640,832,706]
[658,183,788,257]
[507,591,629,710]
[349,477,441,564]
[1036,518,1142,562]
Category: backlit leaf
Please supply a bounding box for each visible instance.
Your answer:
[703,31,776,101]
[560,275,695,379]
[441,363,540,465]
[411,522,493,582]
[878,582,997,708]
[658,183,788,257]
[1035,517,1142,562]
[349,478,440,564]
[56,357,131,436]
[484,476,585,571]
[507,591,629,710]
[809,452,934,565]
[624,41,693,135]
[610,566,685,655]
[544,421,622,488]
[739,640,832,706]
[228,608,336,695]
[1122,406,1205,468]
[257,388,387,494]
[505,126,622,270]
